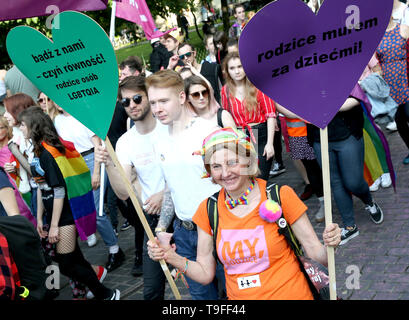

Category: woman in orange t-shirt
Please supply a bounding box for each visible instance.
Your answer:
[147,127,340,300]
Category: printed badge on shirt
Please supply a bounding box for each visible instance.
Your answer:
[237,275,261,290]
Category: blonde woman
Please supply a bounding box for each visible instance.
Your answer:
[148,127,341,300]
[184,75,236,129]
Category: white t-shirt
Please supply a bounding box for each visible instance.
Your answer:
[116,120,167,203]
[11,127,28,154]
[54,114,95,153]
[393,5,409,26]
[153,116,221,221]
[10,127,31,193]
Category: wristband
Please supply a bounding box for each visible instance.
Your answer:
[174,258,190,289]
[175,258,188,278]
[19,286,29,299]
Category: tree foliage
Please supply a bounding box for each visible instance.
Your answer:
[0,17,49,68]
[0,0,220,68]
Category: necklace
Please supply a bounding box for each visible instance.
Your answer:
[225,178,256,210]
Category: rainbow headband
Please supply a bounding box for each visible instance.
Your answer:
[193,127,257,178]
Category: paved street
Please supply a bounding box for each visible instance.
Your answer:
[56,125,409,300]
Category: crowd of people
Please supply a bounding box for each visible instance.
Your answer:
[0,0,407,301]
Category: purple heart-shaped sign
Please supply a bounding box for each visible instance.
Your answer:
[239,0,393,128]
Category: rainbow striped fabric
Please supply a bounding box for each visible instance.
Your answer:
[225,177,256,209]
[193,127,258,178]
[351,85,396,190]
[42,140,96,241]
[196,127,257,158]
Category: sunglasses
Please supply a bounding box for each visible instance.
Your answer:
[37,97,51,104]
[190,89,209,100]
[179,51,193,60]
[120,94,143,107]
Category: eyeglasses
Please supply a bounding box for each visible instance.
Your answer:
[190,89,209,100]
[179,51,193,60]
[37,97,51,104]
[120,94,143,107]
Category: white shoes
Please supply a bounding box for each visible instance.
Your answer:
[380,173,392,188]
[386,121,397,131]
[315,204,325,223]
[369,173,391,192]
[314,198,325,223]
[87,233,97,247]
[369,178,381,192]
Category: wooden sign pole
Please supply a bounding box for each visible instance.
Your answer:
[99,162,105,217]
[104,137,182,300]
[99,140,106,217]
[319,127,337,300]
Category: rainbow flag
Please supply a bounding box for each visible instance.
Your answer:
[42,140,96,241]
[351,85,396,190]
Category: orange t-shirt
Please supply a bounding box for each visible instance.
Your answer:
[193,179,314,300]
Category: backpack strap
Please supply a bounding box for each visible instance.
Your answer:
[207,191,221,263]
[266,181,304,257]
[217,108,224,128]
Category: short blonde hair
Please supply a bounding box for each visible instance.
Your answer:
[145,69,184,94]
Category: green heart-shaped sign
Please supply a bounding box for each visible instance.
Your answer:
[6,11,118,139]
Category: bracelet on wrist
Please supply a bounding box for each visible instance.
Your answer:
[174,258,189,288]
[182,257,188,274]
[175,257,188,279]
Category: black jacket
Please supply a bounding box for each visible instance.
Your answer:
[150,42,172,73]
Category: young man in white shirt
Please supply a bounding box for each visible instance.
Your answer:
[145,69,225,300]
[95,75,170,300]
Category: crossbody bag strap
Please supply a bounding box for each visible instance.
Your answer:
[217,108,224,128]
[207,191,221,263]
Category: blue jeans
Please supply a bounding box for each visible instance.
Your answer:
[143,212,165,300]
[83,152,118,247]
[313,135,373,228]
[172,220,220,300]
